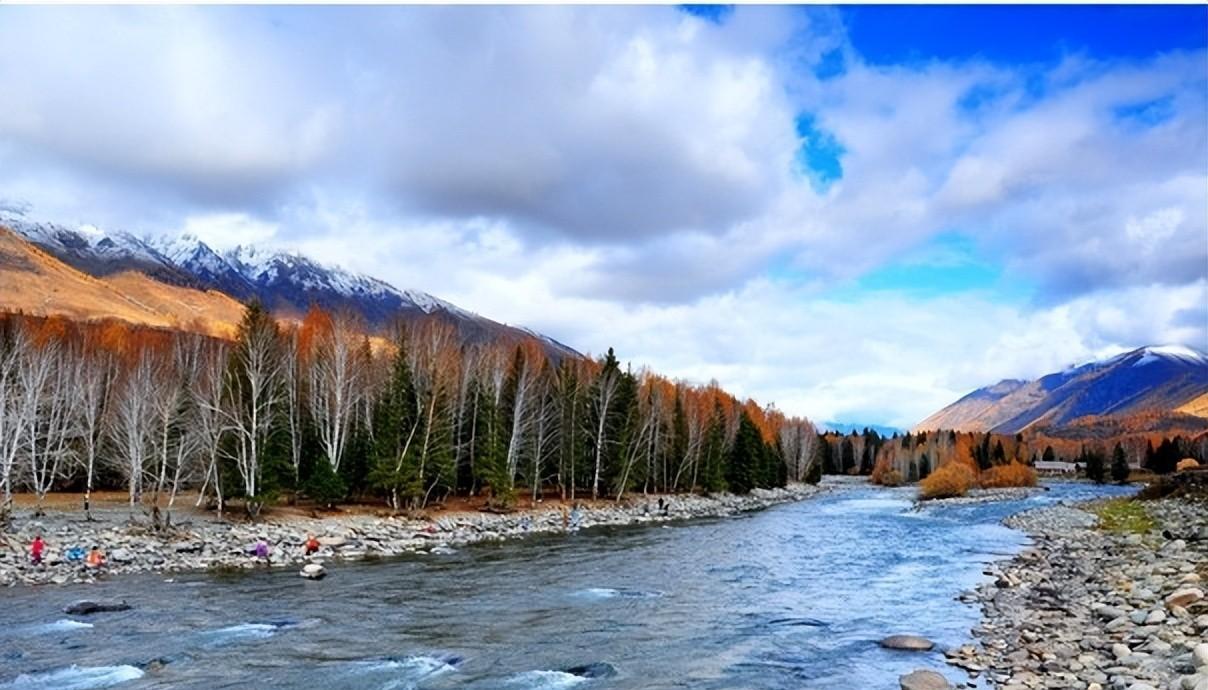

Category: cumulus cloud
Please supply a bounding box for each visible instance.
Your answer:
[0,5,1203,425]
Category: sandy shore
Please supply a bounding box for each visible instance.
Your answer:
[947,497,1208,690]
[0,483,828,587]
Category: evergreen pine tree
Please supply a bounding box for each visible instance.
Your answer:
[859,443,873,475]
[805,443,823,484]
[304,456,347,508]
[726,411,763,494]
[1110,443,1130,483]
[840,437,855,474]
[700,402,727,492]
[368,336,421,509]
[1084,446,1106,483]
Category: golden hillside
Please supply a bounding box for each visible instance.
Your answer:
[1177,392,1208,419]
[0,227,242,339]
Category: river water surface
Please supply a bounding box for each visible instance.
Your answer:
[0,480,1137,690]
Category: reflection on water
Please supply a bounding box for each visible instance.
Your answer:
[0,480,1136,689]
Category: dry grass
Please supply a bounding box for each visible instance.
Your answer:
[0,228,241,339]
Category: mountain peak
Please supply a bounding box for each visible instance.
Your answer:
[1134,344,1208,365]
[916,343,1208,434]
[4,211,579,357]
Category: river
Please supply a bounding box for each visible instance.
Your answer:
[0,480,1137,690]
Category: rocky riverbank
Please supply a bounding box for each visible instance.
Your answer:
[0,483,827,587]
[948,497,1208,690]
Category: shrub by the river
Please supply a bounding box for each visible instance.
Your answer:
[919,462,975,500]
[979,462,1037,489]
[877,469,904,487]
[869,458,898,486]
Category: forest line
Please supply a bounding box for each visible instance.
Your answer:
[0,305,820,527]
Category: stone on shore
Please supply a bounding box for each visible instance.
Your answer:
[953,497,1207,690]
[1,482,829,587]
[881,634,936,651]
[899,669,951,690]
[63,600,131,615]
[1193,643,1208,668]
[1165,587,1204,609]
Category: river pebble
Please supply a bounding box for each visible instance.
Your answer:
[947,497,1208,690]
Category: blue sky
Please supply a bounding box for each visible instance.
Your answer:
[841,6,1207,64]
[0,5,1204,428]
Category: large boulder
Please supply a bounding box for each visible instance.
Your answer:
[880,635,936,651]
[899,670,951,690]
[64,600,131,615]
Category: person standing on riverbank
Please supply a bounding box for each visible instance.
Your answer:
[303,534,320,556]
[254,539,271,565]
[30,535,44,565]
[84,546,104,570]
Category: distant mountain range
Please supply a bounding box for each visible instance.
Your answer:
[915,345,1208,434]
[0,211,577,356]
[821,422,904,437]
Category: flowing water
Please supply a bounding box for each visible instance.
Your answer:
[0,480,1137,690]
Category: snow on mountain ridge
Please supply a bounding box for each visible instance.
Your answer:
[3,212,580,356]
[1134,345,1208,367]
[3,212,457,314]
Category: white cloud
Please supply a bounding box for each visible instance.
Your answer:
[175,213,279,250]
[0,6,1203,426]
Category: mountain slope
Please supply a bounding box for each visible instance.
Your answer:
[1,212,578,356]
[915,346,1208,434]
[0,227,243,338]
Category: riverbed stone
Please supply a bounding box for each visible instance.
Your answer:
[881,635,936,651]
[899,669,951,690]
[63,600,131,615]
[0,482,831,588]
[949,495,1207,690]
[1166,588,1204,609]
[1193,644,1208,669]
[299,563,326,580]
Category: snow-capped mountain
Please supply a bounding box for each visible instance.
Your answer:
[915,345,1208,433]
[1,211,578,356]
[2,213,193,286]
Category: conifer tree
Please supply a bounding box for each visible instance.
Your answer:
[1110,443,1130,483]
[369,335,420,509]
[840,437,855,474]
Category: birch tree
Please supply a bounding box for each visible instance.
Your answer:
[219,303,283,517]
[308,314,362,474]
[23,340,77,514]
[76,345,114,520]
[588,349,624,500]
[0,328,32,524]
[192,339,229,517]
[282,328,305,487]
[502,342,546,494]
[108,350,159,517]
